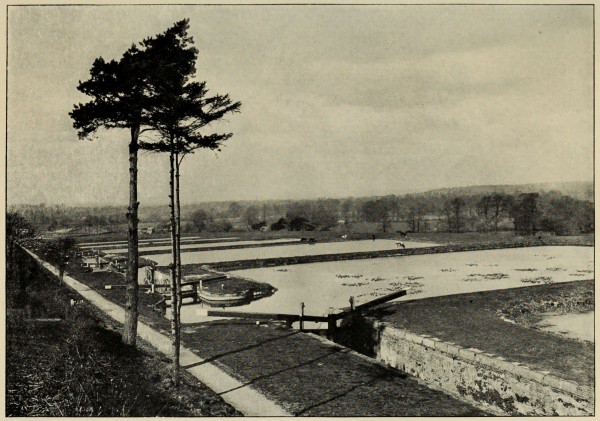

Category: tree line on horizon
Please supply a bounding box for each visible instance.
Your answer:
[12,187,594,237]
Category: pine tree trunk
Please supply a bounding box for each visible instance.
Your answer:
[123,125,140,347]
[168,142,180,386]
[175,152,183,327]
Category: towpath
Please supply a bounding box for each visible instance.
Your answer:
[26,248,486,416]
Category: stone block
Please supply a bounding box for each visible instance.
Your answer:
[558,379,580,395]
[523,368,546,384]
[474,353,495,369]
[487,356,510,372]
[404,331,423,345]
[385,328,406,341]
[510,363,535,381]
[458,347,476,361]
[434,340,450,354]
[422,337,436,349]
[445,343,461,357]
[543,374,564,390]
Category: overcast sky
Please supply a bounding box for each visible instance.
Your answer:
[7,5,593,206]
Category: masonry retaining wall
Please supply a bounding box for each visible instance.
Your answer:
[371,320,593,416]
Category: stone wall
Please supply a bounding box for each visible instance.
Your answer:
[372,321,593,416]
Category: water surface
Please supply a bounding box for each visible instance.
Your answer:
[179,246,593,323]
[537,311,594,342]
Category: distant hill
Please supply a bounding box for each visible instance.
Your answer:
[421,181,593,202]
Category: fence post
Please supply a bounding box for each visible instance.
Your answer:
[300,302,305,332]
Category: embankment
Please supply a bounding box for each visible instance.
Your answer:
[199,239,591,271]
[130,239,303,256]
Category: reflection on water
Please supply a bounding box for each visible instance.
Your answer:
[537,311,594,342]
[177,246,593,323]
[151,239,437,266]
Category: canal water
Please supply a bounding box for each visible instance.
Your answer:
[537,311,594,342]
[150,239,437,266]
[178,246,593,323]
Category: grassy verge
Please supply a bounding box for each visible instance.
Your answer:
[6,247,241,417]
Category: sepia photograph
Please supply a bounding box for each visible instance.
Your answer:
[5,3,594,416]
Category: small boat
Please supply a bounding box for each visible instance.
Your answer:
[197,289,253,307]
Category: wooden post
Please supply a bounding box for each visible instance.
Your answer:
[327,313,336,338]
[299,302,305,331]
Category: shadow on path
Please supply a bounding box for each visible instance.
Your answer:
[217,346,347,395]
[182,329,300,369]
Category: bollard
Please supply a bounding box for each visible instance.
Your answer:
[300,302,305,332]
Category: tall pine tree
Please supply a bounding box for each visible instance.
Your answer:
[139,20,241,384]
